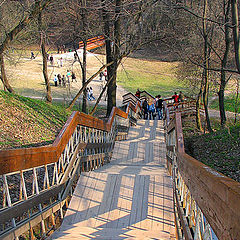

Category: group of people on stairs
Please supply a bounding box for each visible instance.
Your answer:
[135,89,185,120]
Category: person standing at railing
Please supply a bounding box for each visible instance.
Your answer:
[148,99,156,120]
[179,91,185,108]
[156,95,163,120]
[172,92,179,109]
[135,88,143,99]
[142,98,149,119]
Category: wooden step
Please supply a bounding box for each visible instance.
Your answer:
[52,226,175,239]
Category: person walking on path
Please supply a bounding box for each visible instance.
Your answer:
[50,55,54,65]
[156,95,163,120]
[30,51,35,59]
[89,87,95,100]
[142,98,149,120]
[99,71,103,81]
[72,72,77,82]
[103,70,107,81]
[62,75,66,87]
[59,57,63,67]
[86,88,91,101]
[66,70,71,82]
[57,74,62,86]
[54,75,58,86]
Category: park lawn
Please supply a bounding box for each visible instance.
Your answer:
[117,57,186,97]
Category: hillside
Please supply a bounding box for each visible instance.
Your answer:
[0,91,71,150]
[183,117,240,183]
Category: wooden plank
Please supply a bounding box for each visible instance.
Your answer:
[128,175,141,228]
[152,174,164,230]
[117,175,134,229]
[142,175,154,230]
[94,174,117,228]
[162,174,175,235]
[133,175,145,228]
[105,174,122,228]
[73,173,100,225]
[62,173,90,225]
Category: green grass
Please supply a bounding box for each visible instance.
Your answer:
[117,59,186,97]
[0,90,72,149]
[0,90,107,150]
[210,95,240,113]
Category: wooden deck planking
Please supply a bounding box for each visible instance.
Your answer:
[52,120,175,239]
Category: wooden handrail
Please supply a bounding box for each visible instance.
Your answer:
[0,103,139,175]
[168,112,240,240]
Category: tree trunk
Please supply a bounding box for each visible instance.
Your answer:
[234,79,239,124]
[218,0,231,127]
[0,0,52,55]
[67,62,113,111]
[231,0,240,73]
[218,78,226,126]
[202,0,213,133]
[38,3,52,103]
[196,83,203,131]
[81,0,87,113]
[102,0,114,116]
[0,53,14,93]
[90,75,113,115]
[82,40,87,113]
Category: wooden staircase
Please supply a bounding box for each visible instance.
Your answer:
[51,120,175,239]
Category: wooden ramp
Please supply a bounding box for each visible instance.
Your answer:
[52,120,176,239]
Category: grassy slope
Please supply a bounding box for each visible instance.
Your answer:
[0,91,71,150]
[183,117,240,183]
[117,58,186,97]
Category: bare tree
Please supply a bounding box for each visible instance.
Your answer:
[0,0,52,93]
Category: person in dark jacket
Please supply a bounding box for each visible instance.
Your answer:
[142,98,149,120]
[156,95,163,120]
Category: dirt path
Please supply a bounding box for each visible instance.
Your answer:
[4,49,128,107]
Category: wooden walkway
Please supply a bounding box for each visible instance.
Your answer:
[52,120,175,239]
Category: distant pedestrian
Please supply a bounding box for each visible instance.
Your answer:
[59,57,63,67]
[86,88,91,100]
[54,75,58,86]
[30,51,35,59]
[57,74,62,86]
[99,71,103,81]
[72,72,77,82]
[62,75,66,87]
[66,70,71,82]
[74,52,78,61]
[89,87,95,100]
[103,69,107,81]
[50,55,54,65]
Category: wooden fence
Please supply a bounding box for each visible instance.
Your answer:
[164,105,240,240]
